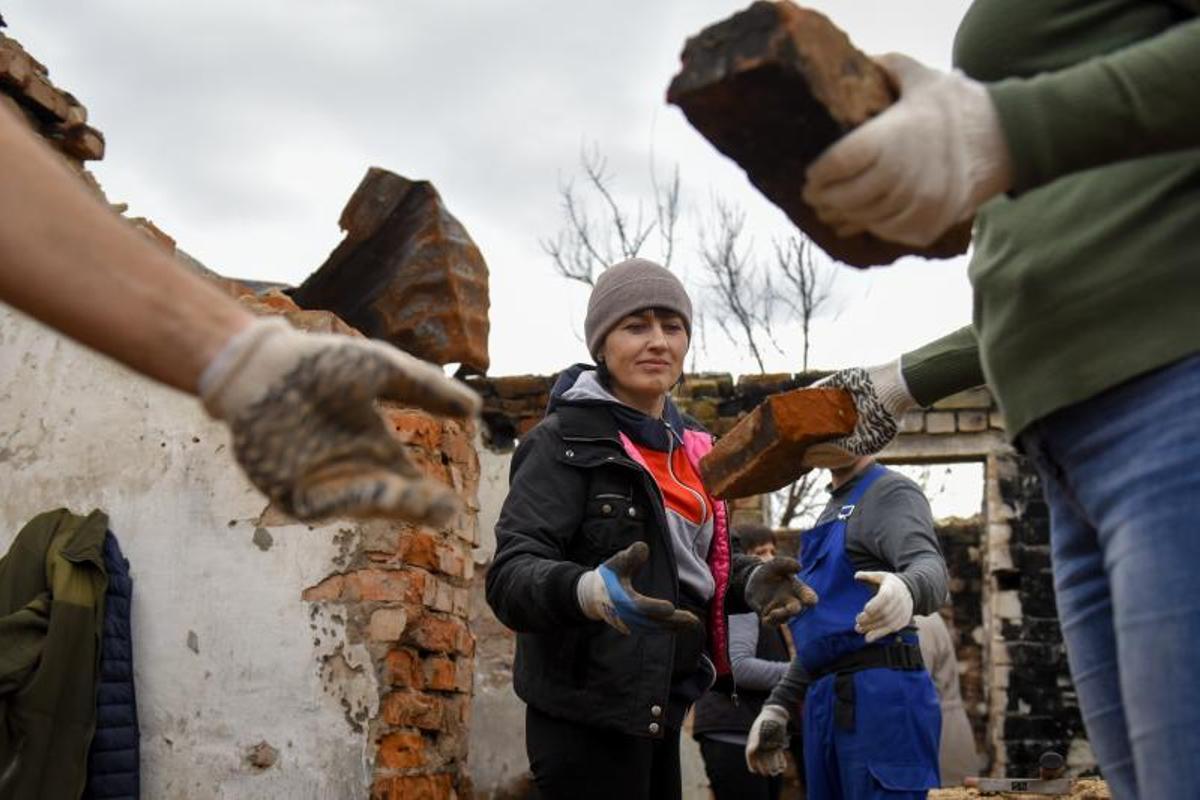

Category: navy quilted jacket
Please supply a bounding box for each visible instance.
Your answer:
[83,532,139,799]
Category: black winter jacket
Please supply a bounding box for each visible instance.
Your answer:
[485,401,761,738]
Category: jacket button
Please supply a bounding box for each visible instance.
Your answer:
[601,503,613,515]
[648,722,660,735]
[651,705,663,718]
[565,449,574,458]
[627,507,637,518]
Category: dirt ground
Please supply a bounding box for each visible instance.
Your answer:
[930,778,1110,800]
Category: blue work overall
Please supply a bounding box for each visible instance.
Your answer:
[789,465,941,799]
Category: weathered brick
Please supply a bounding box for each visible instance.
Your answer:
[898,411,925,434]
[302,574,345,602]
[451,588,469,618]
[454,658,473,694]
[666,1,970,267]
[957,410,989,433]
[400,531,441,571]
[371,773,454,800]
[455,626,475,658]
[377,732,427,770]
[699,387,857,498]
[410,615,469,654]
[380,692,443,730]
[423,577,455,613]
[386,648,424,689]
[423,656,457,691]
[925,411,957,434]
[345,569,425,604]
[437,547,468,579]
[292,167,490,373]
[385,410,445,452]
[369,608,410,642]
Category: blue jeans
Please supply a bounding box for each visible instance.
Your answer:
[1020,353,1200,800]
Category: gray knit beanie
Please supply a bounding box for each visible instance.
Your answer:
[584,258,693,360]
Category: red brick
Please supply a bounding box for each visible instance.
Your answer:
[302,574,344,602]
[386,410,445,452]
[454,658,473,694]
[455,626,475,658]
[409,615,468,654]
[371,773,454,800]
[369,608,410,642]
[437,547,467,579]
[399,531,441,571]
[344,569,425,604]
[666,1,970,267]
[386,648,424,689]
[377,732,427,770]
[380,692,443,730]
[423,656,456,691]
[699,387,857,498]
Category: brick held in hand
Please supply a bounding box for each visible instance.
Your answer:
[700,387,856,499]
[666,1,971,268]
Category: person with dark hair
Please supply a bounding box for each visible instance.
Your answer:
[694,523,805,800]
[485,259,818,800]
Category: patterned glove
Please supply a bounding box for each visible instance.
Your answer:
[803,53,1012,248]
[854,571,914,643]
[745,557,820,626]
[576,542,702,635]
[746,704,790,776]
[803,361,916,469]
[200,317,480,524]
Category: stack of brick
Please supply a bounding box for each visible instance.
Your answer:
[0,32,105,183]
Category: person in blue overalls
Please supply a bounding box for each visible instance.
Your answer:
[745,454,950,799]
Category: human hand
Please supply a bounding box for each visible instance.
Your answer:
[803,53,1012,248]
[746,704,790,776]
[803,362,916,469]
[745,557,819,626]
[576,541,702,635]
[854,571,914,643]
[200,318,480,524]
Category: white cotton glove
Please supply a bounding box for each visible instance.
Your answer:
[803,53,1013,248]
[854,571,914,644]
[803,360,917,469]
[200,317,481,524]
[746,704,790,776]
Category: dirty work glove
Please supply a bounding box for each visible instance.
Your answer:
[745,557,819,626]
[576,542,702,635]
[746,704,790,776]
[803,361,916,469]
[854,571,914,643]
[803,53,1012,248]
[200,317,480,524]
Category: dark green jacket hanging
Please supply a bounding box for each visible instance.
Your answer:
[0,509,109,800]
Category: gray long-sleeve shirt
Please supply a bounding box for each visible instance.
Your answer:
[767,464,949,709]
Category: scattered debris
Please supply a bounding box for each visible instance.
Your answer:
[245,740,279,770]
[186,630,199,654]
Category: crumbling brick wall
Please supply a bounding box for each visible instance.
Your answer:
[1,29,485,798]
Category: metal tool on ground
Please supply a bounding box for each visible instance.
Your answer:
[964,752,1072,795]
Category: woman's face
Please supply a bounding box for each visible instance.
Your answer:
[601,308,689,407]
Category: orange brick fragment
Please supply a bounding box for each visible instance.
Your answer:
[699,387,856,498]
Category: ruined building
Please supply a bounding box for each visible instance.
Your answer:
[0,28,1092,800]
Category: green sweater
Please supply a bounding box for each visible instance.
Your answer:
[900,1,1200,437]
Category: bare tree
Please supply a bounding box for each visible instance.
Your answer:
[541,145,681,286]
[774,236,833,372]
[697,199,775,374]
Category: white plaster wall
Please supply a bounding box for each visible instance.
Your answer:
[0,306,374,799]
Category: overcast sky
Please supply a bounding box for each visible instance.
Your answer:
[8,1,976,377]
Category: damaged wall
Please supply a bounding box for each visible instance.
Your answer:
[1,30,486,799]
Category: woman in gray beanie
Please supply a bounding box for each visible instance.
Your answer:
[486,258,816,800]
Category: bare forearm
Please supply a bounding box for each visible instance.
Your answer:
[0,102,252,393]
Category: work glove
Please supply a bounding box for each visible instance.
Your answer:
[576,542,703,635]
[803,53,1012,248]
[200,317,481,524]
[803,360,916,469]
[854,571,914,643]
[746,704,790,776]
[745,557,820,626]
